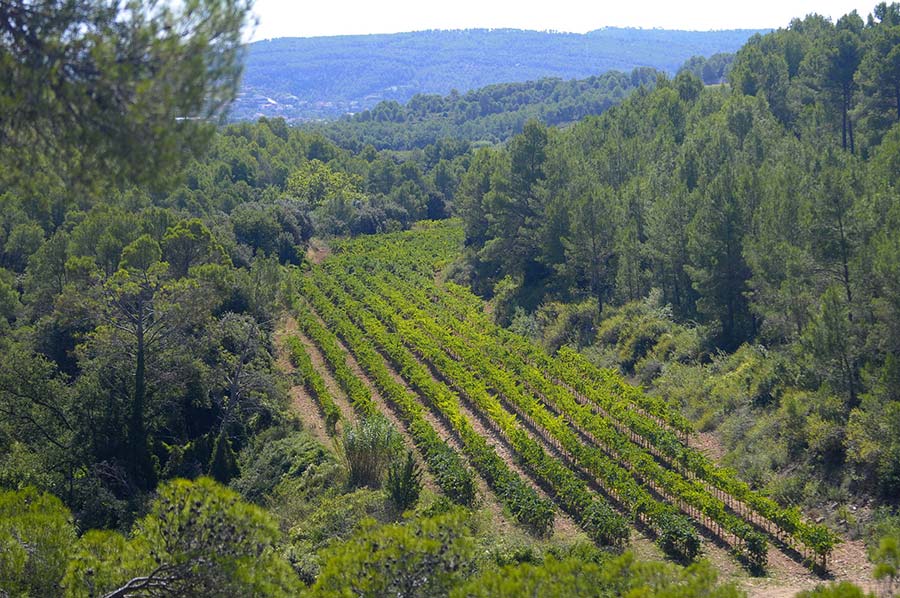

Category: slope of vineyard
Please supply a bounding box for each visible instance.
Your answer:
[287,220,846,580]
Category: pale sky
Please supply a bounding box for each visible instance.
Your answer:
[250,0,877,41]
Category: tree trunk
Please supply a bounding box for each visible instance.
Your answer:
[848,106,855,155]
[595,286,604,320]
[842,96,848,151]
[132,315,145,449]
[130,306,155,488]
[836,211,853,322]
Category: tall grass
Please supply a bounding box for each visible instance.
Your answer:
[342,416,400,489]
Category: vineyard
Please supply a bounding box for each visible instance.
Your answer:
[283,220,841,575]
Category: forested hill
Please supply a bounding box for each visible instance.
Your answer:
[307,68,666,151]
[232,27,763,121]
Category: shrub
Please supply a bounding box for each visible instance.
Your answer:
[63,478,300,597]
[231,427,332,503]
[342,416,401,489]
[313,508,477,598]
[209,432,239,484]
[0,488,76,597]
[387,450,423,511]
[795,582,870,597]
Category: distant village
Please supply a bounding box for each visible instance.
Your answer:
[230,86,407,121]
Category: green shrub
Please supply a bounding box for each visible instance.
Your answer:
[0,487,76,597]
[209,432,239,484]
[387,450,422,511]
[342,416,401,489]
[795,582,870,597]
[538,299,597,352]
[232,427,332,503]
[286,488,389,583]
[450,552,743,598]
[872,533,899,597]
[312,508,477,598]
[64,477,300,597]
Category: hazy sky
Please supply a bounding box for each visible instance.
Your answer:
[250,0,877,41]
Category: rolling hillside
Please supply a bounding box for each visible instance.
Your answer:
[233,27,764,120]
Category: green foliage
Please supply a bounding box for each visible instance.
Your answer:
[232,427,334,504]
[1,0,253,189]
[162,218,229,278]
[450,552,744,598]
[386,450,423,512]
[0,267,21,328]
[287,159,365,207]
[871,528,900,596]
[795,582,872,598]
[536,299,600,353]
[679,53,735,85]
[0,346,78,498]
[209,432,240,484]
[119,234,162,272]
[847,381,900,498]
[63,477,301,597]
[0,487,76,598]
[3,221,44,271]
[284,488,390,584]
[341,416,402,489]
[311,508,477,598]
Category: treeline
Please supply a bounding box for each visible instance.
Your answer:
[455,3,900,501]
[729,3,900,155]
[310,68,661,150]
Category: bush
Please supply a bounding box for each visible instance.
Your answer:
[0,488,76,597]
[538,299,598,352]
[342,416,401,489]
[450,552,742,598]
[63,478,301,597]
[312,508,477,598]
[285,488,389,583]
[209,432,239,484]
[231,427,332,503]
[386,450,422,511]
[872,533,899,597]
[795,582,870,597]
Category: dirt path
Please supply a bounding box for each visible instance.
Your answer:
[274,316,333,448]
[738,538,875,597]
[691,430,727,462]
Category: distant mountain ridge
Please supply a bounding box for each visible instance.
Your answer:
[232,27,766,121]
